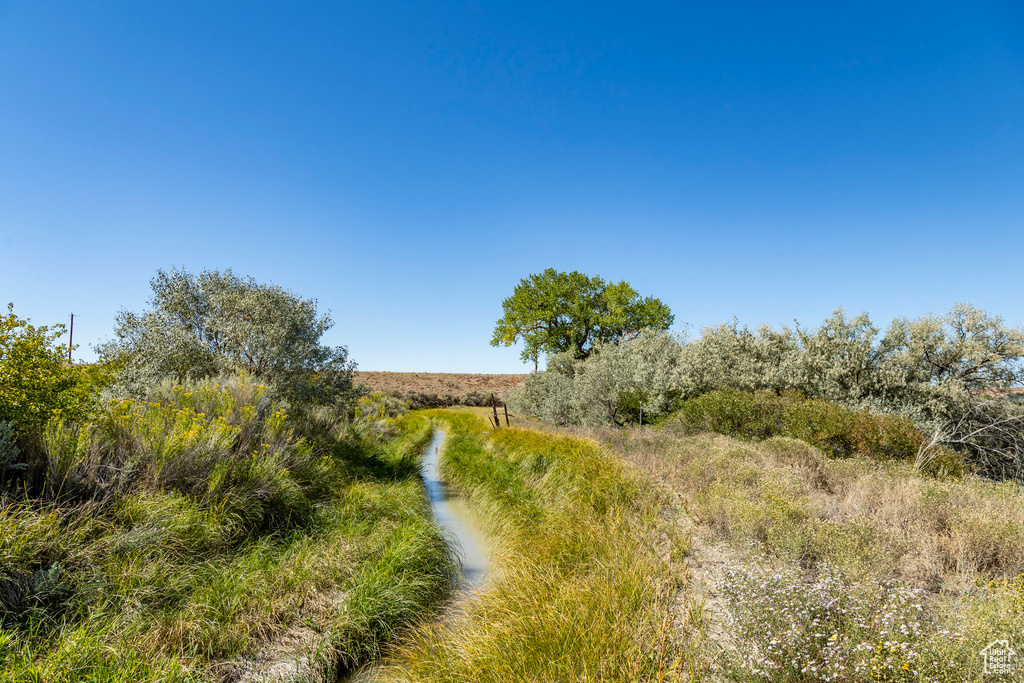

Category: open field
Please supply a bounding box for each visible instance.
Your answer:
[353,372,528,398]
[353,372,529,407]
[541,422,1024,682]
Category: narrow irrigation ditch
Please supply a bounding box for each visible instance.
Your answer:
[342,426,494,682]
[420,429,493,591]
[373,411,691,682]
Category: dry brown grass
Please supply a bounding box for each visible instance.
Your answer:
[352,372,527,400]
[520,422,1024,680]
[603,428,1024,591]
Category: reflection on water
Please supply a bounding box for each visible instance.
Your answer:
[421,429,492,590]
[339,430,492,682]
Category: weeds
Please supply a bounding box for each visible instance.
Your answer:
[0,375,452,682]
[719,563,930,681]
[607,426,1024,682]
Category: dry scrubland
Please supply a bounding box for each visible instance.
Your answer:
[551,422,1024,682]
[353,372,527,404]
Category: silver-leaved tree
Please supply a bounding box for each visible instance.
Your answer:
[97,268,356,405]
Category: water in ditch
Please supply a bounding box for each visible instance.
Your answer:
[341,428,491,681]
[420,428,492,591]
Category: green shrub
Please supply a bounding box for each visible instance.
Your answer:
[673,389,785,440]
[780,398,858,456]
[0,305,100,432]
[669,389,936,465]
[783,398,925,461]
[353,390,408,438]
[33,375,340,531]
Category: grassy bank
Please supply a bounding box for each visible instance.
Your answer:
[379,410,694,683]
[609,427,1024,682]
[0,377,454,682]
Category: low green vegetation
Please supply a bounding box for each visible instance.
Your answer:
[0,376,453,682]
[0,304,104,434]
[667,388,963,475]
[381,411,694,682]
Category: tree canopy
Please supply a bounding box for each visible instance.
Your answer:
[97,268,356,404]
[490,268,674,365]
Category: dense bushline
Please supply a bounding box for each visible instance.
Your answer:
[666,389,963,476]
[509,304,1024,477]
[380,411,695,682]
[0,375,453,682]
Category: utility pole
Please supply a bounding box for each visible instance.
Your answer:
[68,313,74,363]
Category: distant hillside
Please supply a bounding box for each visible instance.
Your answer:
[353,371,528,407]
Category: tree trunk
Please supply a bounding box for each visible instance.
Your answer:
[606,399,622,428]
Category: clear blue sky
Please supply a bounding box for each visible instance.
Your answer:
[1,1,1022,372]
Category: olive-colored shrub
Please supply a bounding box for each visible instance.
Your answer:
[668,389,950,467]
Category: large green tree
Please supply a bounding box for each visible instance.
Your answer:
[491,268,674,367]
[97,268,356,404]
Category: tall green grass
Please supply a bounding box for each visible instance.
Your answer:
[0,375,454,682]
[381,411,693,683]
